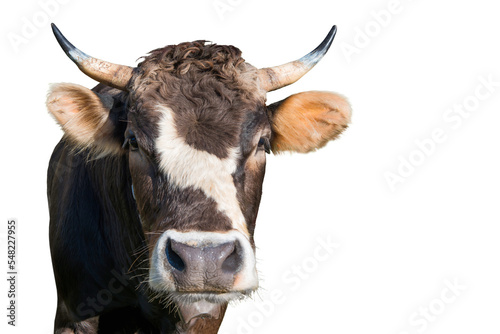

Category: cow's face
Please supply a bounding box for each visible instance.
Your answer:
[125,45,270,305]
[46,24,351,328]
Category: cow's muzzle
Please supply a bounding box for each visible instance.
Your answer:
[149,230,258,306]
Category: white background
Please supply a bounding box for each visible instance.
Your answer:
[2,0,500,333]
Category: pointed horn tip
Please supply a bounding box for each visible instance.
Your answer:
[302,24,338,65]
[325,24,337,47]
[330,25,337,35]
[323,25,337,42]
[51,23,66,46]
[258,24,338,92]
[51,23,91,67]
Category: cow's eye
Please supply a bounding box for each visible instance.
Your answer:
[128,136,139,151]
[122,130,139,151]
[258,137,271,154]
[123,131,139,151]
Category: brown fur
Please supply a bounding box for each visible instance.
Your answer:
[268,91,351,153]
[130,40,264,103]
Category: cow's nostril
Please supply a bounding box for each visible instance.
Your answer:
[221,241,241,274]
[166,238,185,271]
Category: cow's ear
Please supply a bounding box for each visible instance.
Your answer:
[267,91,351,153]
[46,83,124,157]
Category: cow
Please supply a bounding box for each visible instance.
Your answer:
[46,23,351,333]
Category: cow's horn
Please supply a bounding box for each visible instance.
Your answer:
[258,25,337,92]
[51,23,133,91]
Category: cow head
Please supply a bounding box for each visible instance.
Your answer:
[46,24,351,331]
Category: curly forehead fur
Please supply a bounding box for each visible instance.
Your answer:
[129,40,265,106]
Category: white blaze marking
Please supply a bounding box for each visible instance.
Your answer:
[155,106,248,236]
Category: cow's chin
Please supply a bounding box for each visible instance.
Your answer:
[157,290,254,331]
[175,296,223,328]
